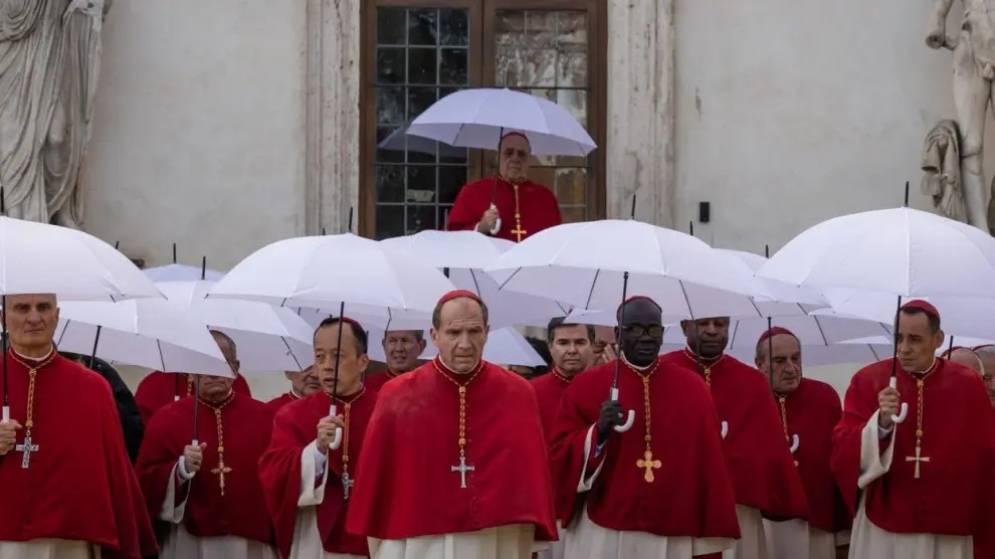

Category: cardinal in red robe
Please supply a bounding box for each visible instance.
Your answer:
[831,300,995,558]
[0,294,158,558]
[754,327,850,559]
[548,297,739,558]
[136,331,254,425]
[531,319,596,444]
[264,365,319,415]
[661,316,809,559]
[136,368,275,559]
[260,317,376,559]
[347,290,556,558]
[446,132,561,242]
[364,329,426,393]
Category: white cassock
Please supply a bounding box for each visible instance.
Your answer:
[289,441,365,559]
[561,426,735,559]
[763,518,848,559]
[846,411,972,559]
[158,460,277,559]
[0,540,99,559]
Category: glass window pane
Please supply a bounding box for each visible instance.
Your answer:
[377,87,405,126]
[525,48,557,87]
[440,49,467,85]
[526,11,557,49]
[406,166,437,203]
[557,88,587,128]
[495,47,523,87]
[557,49,587,87]
[408,9,437,46]
[439,167,467,204]
[407,205,437,234]
[376,48,406,84]
[376,126,405,163]
[555,168,587,205]
[439,145,468,164]
[560,206,586,224]
[376,205,405,240]
[407,86,437,122]
[377,8,406,45]
[440,9,468,46]
[408,48,438,85]
[404,133,439,164]
[558,12,587,45]
[376,165,405,203]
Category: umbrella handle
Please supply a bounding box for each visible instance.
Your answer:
[327,404,343,451]
[888,377,909,424]
[191,438,199,446]
[1,405,7,423]
[789,433,800,454]
[491,216,502,236]
[720,421,729,439]
[609,387,635,433]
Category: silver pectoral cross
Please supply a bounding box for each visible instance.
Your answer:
[450,454,475,489]
[15,431,39,469]
[342,470,354,500]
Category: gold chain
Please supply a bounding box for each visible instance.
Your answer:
[201,392,234,495]
[433,360,483,465]
[777,396,790,443]
[9,351,56,430]
[683,349,724,387]
[915,377,926,445]
[627,359,662,483]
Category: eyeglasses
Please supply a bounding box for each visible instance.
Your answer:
[621,324,664,338]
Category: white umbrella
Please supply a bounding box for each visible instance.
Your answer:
[381,230,569,327]
[407,88,596,156]
[816,291,995,341]
[144,263,224,282]
[364,326,547,368]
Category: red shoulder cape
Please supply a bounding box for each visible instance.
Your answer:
[135,393,274,545]
[346,358,557,540]
[831,358,995,535]
[263,392,300,416]
[548,358,740,537]
[660,351,809,520]
[364,369,400,393]
[446,177,562,242]
[259,390,376,557]
[530,370,573,444]
[135,371,252,425]
[0,352,158,558]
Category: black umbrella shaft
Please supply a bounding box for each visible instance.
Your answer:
[890,295,902,378]
[332,302,346,398]
[2,295,7,409]
[192,375,201,443]
[612,272,630,390]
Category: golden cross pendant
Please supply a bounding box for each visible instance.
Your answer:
[212,457,233,496]
[636,449,662,483]
[510,222,527,242]
[905,445,930,479]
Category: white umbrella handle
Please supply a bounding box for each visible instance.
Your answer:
[889,377,909,424]
[1,406,8,423]
[789,433,800,454]
[609,387,636,433]
[327,404,343,451]
[720,421,729,439]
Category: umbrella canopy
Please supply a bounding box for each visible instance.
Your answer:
[208,233,455,326]
[362,326,547,368]
[487,220,760,322]
[0,216,159,301]
[406,88,596,156]
[144,263,225,282]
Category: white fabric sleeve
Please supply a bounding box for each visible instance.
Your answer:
[159,462,190,523]
[858,410,897,489]
[298,440,330,507]
[577,424,606,492]
[176,456,194,481]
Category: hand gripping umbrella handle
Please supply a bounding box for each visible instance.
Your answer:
[789,434,800,454]
[609,387,636,433]
[328,404,343,451]
[720,420,729,439]
[888,377,909,424]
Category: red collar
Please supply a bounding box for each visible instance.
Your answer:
[432,356,485,386]
[551,367,573,384]
[327,386,366,406]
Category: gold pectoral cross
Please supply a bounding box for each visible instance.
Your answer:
[905,446,930,479]
[212,457,233,496]
[636,449,662,483]
[510,220,527,242]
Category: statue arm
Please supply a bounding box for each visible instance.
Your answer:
[926,0,955,50]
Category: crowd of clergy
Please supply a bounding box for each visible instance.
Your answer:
[1,284,993,559]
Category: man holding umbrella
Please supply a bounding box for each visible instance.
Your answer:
[0,293,158,558]
[447,131,561,242]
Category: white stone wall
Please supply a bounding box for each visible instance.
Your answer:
[81,0,308,270]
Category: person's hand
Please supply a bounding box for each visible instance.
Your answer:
[597,400,625,441]
[316,415,345,454]
[0,420,21,456]
[877,385,900,429]
[183,443,207,474]
[476,205,500,234]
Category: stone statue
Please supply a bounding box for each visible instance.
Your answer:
[921,120,966,220]
[0,0,111,227]
[926,0,995,232]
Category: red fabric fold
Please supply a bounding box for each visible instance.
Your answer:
[446,177,561,242]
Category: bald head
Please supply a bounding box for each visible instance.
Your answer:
[6,293,59,358]
[210,330,239,372]
[948,347,983,374]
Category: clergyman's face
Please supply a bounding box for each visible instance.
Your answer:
[549,324,593,375]
[895,312,943,373]
[382,330,426,373]
[498,134,531,182]
[197,374,235,403]
[314,323,369,396]
[5,294,59,351]
[682,317,730,359]
[285,365,320,396]
[617,300,663,367]
[756,334,803,394]
[431,298,488,374]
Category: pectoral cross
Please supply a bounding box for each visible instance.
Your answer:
[905,446,930,479]
[636,449,661,483]
[211,457,233,496]
[510,221,527,242]
[450,454,475,488]
[15,433,39,469]
[341,471,354,500]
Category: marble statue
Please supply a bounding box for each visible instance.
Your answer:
[0,0,111,226]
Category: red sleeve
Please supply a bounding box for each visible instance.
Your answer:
[258,406,310,559]
[548,381,600,526]
[234,374,252,397]
[830,371,877,516]
[135,407,187,524]
[447,181,486,231]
